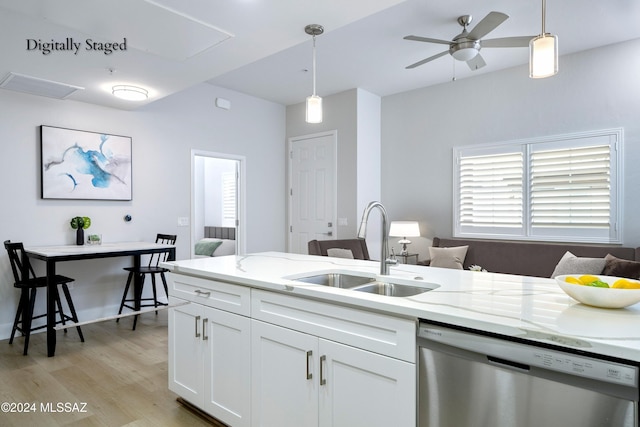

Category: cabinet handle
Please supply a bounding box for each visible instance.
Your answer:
[306,350,313,380]
[195,315,201,338]
[202,318,208,340]
[195,289,211,297]
[319,355,327,386]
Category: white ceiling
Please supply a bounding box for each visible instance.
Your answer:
[1,0,640,110]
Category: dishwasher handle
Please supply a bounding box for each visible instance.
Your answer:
[487,355,531,373]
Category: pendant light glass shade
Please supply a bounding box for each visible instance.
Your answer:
[306,94,323,123]
[529,0,558,79]
[529,34,558,78]
[304,24,324,123]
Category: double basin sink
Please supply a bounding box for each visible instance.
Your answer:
[289,271,438,297]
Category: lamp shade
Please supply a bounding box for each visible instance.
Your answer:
[306,95,323,123]
[529,33,558,78]
[389,221,420,238]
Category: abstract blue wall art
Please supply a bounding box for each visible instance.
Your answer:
[41,125,132,200]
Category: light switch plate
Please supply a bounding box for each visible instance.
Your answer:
[177,217,189,227]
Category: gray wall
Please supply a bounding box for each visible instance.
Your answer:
[286,88,383,254]
[0,82,286,338]
[381,38,640,261]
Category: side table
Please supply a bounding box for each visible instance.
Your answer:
[395,253,418,265]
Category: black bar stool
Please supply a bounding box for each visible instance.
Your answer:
[4,240,84,355]
[117,234,177,330]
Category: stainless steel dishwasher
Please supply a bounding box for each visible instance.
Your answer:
[417,321,639,427]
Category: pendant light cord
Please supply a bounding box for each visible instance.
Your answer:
[541,0,546,34]
[312,35,317,96]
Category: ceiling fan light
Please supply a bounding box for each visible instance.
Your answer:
[306,95,322,123]
[529,33,558,78]
[451,46,478,61]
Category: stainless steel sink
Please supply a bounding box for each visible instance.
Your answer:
[352,282,431,297]
[289,272,436,297]
[292,273,376,288]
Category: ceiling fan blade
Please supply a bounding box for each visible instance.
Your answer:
[482,36,535,48]
[466,54,486,71]
[467,11,508,40]
[405,50,449,69]
[403,35,451,45]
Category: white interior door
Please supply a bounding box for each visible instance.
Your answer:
[289,131,337,254]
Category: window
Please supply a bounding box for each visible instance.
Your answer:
[222,172,236,227]
[454,129,622,243]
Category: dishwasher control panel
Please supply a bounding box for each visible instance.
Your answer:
[418,324,638,387]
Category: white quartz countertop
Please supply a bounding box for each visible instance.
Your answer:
[163,252,640,361]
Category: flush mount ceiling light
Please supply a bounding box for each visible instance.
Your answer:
[305,24,324,124]
[529,0,558,78]
[112,85,148,101]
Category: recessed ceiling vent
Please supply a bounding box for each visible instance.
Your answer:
[0,72,84,99]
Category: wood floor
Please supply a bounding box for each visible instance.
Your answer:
[0,310,214,427]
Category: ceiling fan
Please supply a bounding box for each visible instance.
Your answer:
[404,11,534,71]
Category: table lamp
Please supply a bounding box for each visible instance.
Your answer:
[389,221,420,255]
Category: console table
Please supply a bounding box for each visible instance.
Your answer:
[24,242,176,357]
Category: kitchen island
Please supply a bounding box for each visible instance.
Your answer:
[163,251,640,427]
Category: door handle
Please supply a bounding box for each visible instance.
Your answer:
[306,350,313,380]
[202,318,208,341]
[195,315,201,338]
[319,355,327,385]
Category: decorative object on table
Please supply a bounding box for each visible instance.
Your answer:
[469,265,488,272]
[555,274,640,309]
[389,221,420,255]
[40,125,132,200]
[87,234,102,245]
[70,216,91,245]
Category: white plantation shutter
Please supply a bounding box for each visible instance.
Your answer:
[459,152,523,233]
[222,172,236,226]
[530,145,610,229]
[454,129,621,243]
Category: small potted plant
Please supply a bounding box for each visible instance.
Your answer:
[70,216,91,245]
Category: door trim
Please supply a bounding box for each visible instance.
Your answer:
[287,130,338,253]
[191,150,246,258]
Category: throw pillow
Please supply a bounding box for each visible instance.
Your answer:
[602,254,640,279]
[327,248,354,259]
[428,246,468,270]
[550,251,606,278]
[194,239,223,256]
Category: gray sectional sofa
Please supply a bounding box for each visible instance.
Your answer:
[429,237,640,278]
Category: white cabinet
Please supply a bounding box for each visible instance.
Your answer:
[168,274,251,427]
[319,338,415,427]
[168,275,417,427]
[251,290,416,427]
[251,319,319,427]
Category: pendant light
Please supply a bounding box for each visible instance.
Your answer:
[529,0,558,78]
[305,24,324,123]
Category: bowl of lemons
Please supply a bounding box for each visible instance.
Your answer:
[555,274,640,308]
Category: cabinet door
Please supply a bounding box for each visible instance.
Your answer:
[318,339,416,427]
[203,307,251,427]
[168,298,206,406]
[251,320,319,427]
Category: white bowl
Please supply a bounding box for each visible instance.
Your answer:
[555,274,640,309]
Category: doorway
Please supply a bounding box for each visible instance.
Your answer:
[288,131,337,254]
[191,150,246,258]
